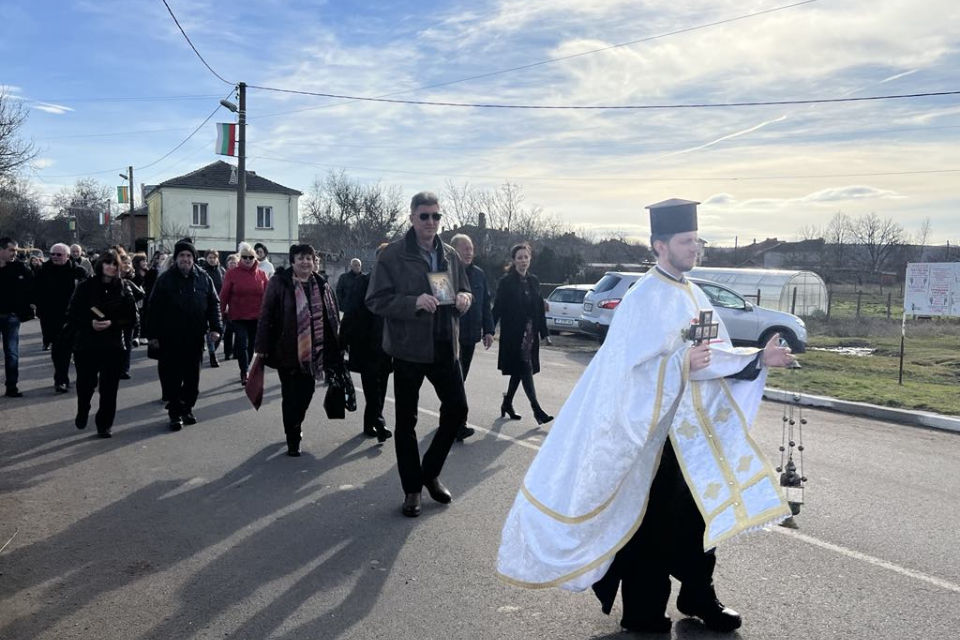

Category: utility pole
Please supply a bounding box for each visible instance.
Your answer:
[237,82,246,245]
[127,165,135,249]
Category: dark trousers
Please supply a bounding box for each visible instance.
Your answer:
[504,363,542,411]
[459,342,476,381]
[360,356,391,430]
[51,327,73,386]
[158,338,204,417]
[40,313,63,348]
[392,341,468,494]
[222,320,234,357]
[593,438,716,623]
[232,319,258,375]
[0,313,21,388]
[278,367,316,441]
[75,349,123,431]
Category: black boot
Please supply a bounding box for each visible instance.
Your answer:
[209,352,220,368]
[533,407,554,425]
[676,584,742,632]
[286,428,302,456]
[500,394,521,420]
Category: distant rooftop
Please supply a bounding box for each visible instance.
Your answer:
[155,160,302,196]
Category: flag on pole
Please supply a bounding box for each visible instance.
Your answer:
[216,123,237,156]
[117,185,129,203]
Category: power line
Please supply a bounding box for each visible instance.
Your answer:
[29,94,223,103]
[250,0,822,121]
[248,84,960,111]
[247,151,960,182]
[39,91,232,179]
[38,127,196,141]
[159,0,234,85]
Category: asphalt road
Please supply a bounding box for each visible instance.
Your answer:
[1,322,958,640]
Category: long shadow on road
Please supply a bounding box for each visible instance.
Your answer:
[0,429,516,640]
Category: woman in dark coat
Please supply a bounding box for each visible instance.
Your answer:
[492,243,553,425]
[338,247,392,443]
[255,244,345,456]
[65,249,138,437]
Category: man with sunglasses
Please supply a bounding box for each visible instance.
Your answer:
[35,242,88,391]
[366,191,473,517]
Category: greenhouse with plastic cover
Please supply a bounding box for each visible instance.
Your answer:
[689,267,828,316]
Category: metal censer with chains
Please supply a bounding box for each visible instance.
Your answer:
[777,356,807,526]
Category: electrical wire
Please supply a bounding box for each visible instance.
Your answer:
[29,94,224,103]
[246,150,960,182]
[250,0,822,120]
[248,85,960,111]
[159,0,234,85]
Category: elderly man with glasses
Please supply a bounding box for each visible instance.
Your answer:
[366,191,473,517]
[35,243,89,392]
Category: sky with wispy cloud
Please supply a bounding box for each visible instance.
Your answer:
[3,0,958,245]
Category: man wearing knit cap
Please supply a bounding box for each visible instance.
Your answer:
[147,238,223,430]
[498,198,797,634]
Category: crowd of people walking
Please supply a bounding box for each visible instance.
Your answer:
[0,197,555,513]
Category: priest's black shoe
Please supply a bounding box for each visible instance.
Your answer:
[182,413,198,425]
[169,416,183,431]
[621,615,672,634]
[424,478,452,504]
[677,588,742,632]
[375,425,393,443]
[402,492,421,517]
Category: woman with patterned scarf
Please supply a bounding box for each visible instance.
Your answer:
[255,244,344,456]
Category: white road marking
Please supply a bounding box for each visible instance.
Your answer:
[770,526,960,594]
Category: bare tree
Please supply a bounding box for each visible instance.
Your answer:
[824,211,851,268]
[0,175,45,246]
[52,178,114,249]
[847,212,906,273]
[912,216,932,262]
[0,91,38,178]
[796,222,824,241]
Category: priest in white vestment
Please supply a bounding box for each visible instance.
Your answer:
[497,198,797,633]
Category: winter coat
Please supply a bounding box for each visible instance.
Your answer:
[336,269,362,306]
[65,276,138,352]
[339,272,391,374]
[201,262,226,294]
[365,228,471,364]
[254,268,344,370]
[492,269,548,376]
[146,265,223,344]
[35,260,87,320]
[459,263,494,346]
[220,261,268,321]
[0,260,36,320]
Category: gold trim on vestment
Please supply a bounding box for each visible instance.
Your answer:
[519,348,675,524]
[651,268,699,307]
[496,444,669,590]
[691,383,749,523]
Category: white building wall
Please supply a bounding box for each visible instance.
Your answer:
[148,187,299,259]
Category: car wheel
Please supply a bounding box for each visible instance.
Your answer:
[759,328,799,352]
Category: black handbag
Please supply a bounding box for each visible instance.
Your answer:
[323,364,357,419]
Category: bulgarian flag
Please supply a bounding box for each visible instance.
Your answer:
[216,122,237,156]
[117,185,128,203]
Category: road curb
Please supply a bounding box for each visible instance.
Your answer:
[763,388,960,434]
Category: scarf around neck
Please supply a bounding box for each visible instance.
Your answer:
[294,275,338,381]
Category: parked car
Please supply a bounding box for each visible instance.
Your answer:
[545,284,593,334]
[579,271,807,352]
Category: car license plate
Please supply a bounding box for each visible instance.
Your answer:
[555,318,574,325]
[583,303,593,312]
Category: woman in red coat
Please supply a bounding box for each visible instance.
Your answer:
[219,242,269,384]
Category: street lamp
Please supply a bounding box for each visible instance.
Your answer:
[220,83,246,247]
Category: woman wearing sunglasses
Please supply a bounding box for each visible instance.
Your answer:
[64,249,138,437]
[219,242,269,385]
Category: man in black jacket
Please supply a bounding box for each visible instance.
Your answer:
[335,258,363,306]
[147,240,223,430]
[36,243,88,392]
[0,237,36,397]
[366,191,473,517]
[450,233,494,442]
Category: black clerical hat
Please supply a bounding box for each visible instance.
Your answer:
[646,198,699,234]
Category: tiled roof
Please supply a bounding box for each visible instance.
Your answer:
[156,160,302,196]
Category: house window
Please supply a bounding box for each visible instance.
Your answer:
[192,203,208,227]
[256,206,273,229]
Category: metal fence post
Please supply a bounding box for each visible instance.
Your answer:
[791,286,798,315]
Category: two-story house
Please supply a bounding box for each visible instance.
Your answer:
[146,160,301,262]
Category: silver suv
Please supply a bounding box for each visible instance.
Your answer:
[579,271,807,352]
